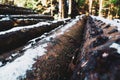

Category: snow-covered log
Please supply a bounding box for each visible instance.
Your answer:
[0,15,86,80]
[72,16,120,80]
[0,18,70,53]
[0,14,54,20]
[0,19,47,31]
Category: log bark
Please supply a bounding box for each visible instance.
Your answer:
[0,18,70,53]
[25,16,86,80]
[72,16,120,80]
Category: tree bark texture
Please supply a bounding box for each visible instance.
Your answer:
[72,16,120,80]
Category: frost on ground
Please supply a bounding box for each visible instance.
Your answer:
[0,15,82,80]
[91,16,120,31]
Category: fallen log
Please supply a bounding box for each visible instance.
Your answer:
[0,15,86,80]
[0,14,54,20]
[0,19,48,31]
[0,18,70,53]
[0,4,36,15]
[72,16,120,80]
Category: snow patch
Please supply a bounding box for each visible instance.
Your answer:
[53,18,70,23]
[102,53,109,58]
[91,16,120,31]
[0,43,47,80]
[6,56,12,60]
[11,53,18,57]
[113,19,120,23]
[110,43,120,54]
[0,62,2,66]
[0,17,10,21]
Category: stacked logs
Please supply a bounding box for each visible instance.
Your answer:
[0,16,87,80]
[0,18,70,53]
[0,15,120,80]
[72,16,120,80]
[0,14,54,31]
[0,4,54,32]
[0,4,55,53]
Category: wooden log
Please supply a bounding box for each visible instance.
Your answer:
[0,14,54,20]
[71,16,120,80]
[0,19,48,31]
[0,16,86,80]
[0,4,36,15]
[0,18,70,53]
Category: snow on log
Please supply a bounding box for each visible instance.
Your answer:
[0,14,54,20]
[0,15,86,80]
[91,16,120,31]
[72,16,120,80]
[0,18,70,53]
[0,19,47,31]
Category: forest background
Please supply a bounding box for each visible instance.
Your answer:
[0,0,120,19]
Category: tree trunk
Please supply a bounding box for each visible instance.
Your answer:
[115,7,119,18]
[89,0,93,14]
[68,0,72,17]
[107,4,112,20]
[50,0,53,16]
[59,0,62,19]
[59,0,65,19]
[99,0,103,16]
